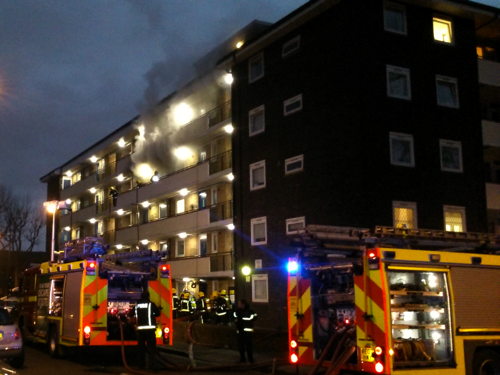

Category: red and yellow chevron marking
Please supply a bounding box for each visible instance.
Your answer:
[354,248,390,374]
[288,272,314,364]
[149,265,173,345]
[81,260,109,345]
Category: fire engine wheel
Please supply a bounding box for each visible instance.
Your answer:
[474,349,500,375]
[48,328,63,358]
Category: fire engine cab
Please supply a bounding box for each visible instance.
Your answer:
[19,237,173,356]
[287,225,500,375]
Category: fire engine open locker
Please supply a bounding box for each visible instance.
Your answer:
[20,238,173,356]
[287,225,500,375]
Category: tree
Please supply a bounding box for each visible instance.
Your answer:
[0,185,43,291]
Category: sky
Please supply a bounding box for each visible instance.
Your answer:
[0,0,498,204]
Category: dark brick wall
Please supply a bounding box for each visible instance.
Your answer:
[232,0,487,329]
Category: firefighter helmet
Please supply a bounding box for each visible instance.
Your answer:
[199,291,205,298]
[220,289,227,295]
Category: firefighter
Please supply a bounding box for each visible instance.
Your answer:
[135,290,160,369]
[213,290,229,324]
[172,288,180,318]
[233,299,257,363]
[179,291,191,316]
[196,291,207,323]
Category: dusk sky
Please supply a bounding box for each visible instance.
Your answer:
[0,0,498,204]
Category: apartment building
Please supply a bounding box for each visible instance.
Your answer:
[478,32,500,234]
[227,0,498,329]
[40,22,269,297]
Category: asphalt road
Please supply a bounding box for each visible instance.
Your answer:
[0,344,279,375]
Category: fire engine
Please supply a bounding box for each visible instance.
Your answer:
[287,225,500,375]
[19,237,173,356]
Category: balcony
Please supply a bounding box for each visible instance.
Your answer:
[60,174,98,200]
[486,183,500,210]
[479,59,500,87]
[71,204,97,224]
[482,120,500,148]
[210,201,233,223]
[168,252,233,279]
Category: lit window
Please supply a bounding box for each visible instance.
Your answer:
[211,232,219,253]
[252,274,269,303]
[440,139,463,173]
[386,65,411,100]
[199,234,207,257]
[436,75,459,108]
[393,201,417,229]
[390,132,415,167]
[286,217,305,234]
[250,160,266,191]
[384,2,407,35]
[71,172,81,184]
[248,53,264,83]
[433,17,453,44]
[282,35,301,58]
[251,216,267,245]
[176,239,185,257]
[176,199,185,214]
[283,94,303,116]
[159,202,168,218]
[249,105,265,136]
[444,205,466,232]
[285,154,304,175]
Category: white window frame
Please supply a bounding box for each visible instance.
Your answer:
[436,75,459,108]
[176,238,185,257]
[250,160,266,191]
[282,35,301,58]
[285,154,304,175]
[176,199,185,214]
[248,53,264,83]
[251,274,269,303]
[433,17,454,45]
[443,205,466,232]
[283,94,303,116]
[286,217,306,235]
[440,139,463,173]
[248,105,265,137]
[392,201,418,229]
[389,132,415,167]
[251,216,267,246]
[384,2,407,35]
[386,65,411,100]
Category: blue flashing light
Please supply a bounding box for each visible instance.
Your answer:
[287,260,299,274]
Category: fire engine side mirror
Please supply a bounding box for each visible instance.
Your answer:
[353,264,364,276]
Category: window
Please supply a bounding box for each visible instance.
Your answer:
[251,216,267,245]
[393,201,417,229]
[176,199,185,214]
[282,35,301,58]
[61,176,72,189]
[286,217,305,234]
[283,94,303,116]
[199,234,207,257]
[444,205,466,232]
[249,105,265,136]
[440,139,463,173]
[176,239,185,257]
[390,132,415,167]
[252,274,269,303]
[384,2,407,35]
[250,160,266,190]
[159,202,168,218]
[433,17,453,44]
[211,232,219,253]
[386,65,411,100]
[248,53,264,83]
[285,154,304,175]
[436,75,459,108]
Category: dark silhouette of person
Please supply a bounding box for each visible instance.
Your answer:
[233,299,257,363]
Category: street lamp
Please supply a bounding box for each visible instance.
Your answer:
[43,200,66,262]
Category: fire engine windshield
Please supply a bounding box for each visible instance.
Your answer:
[388,269,453,368]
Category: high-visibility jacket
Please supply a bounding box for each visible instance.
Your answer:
[135,300,160,330]
[234,308,258,333]
[214,296,228,316]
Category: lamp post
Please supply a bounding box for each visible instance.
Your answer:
[43,200,65,262]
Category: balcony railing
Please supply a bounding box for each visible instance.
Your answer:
[209,150,232,175]
[209,252,233,272]
[209,200,233,223]
[207,100,231,127]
